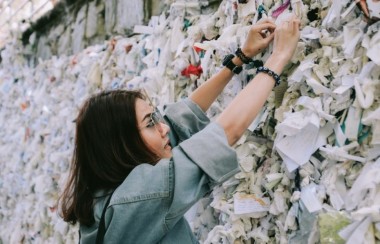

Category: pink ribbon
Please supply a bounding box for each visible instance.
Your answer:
[272,0,291,18]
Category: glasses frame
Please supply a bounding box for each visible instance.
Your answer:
[148,109,164,127]
[141,89,166,132]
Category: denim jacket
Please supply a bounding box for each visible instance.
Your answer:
[80,98,240,244]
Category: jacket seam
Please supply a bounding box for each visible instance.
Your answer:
[163,161,174,232]
[111,192,170,205]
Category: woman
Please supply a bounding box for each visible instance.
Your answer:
[59,16,300,243]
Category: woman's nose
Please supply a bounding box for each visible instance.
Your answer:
[158,122,170,136]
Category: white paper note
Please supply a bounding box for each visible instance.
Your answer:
[234,193,270,215]
[275,113,320,169]
[300,183,322,213]
[367,0,380,19]
[133,25,154,34]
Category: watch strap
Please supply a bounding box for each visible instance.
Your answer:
[222,54,242,74]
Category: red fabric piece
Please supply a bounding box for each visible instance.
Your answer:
[181,64,203,78]
[193,46,203,53]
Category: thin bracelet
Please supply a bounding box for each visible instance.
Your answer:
[256,66,281,86]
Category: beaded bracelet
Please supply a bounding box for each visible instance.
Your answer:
[235,48,253,64]
[256,66,281,87]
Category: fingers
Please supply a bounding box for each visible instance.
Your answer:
[292,19,301,34]
[278,16,300,34]
[289,14,300,31]
[257,17,275,25]
[254,22,277,32]
[265,32,275,44]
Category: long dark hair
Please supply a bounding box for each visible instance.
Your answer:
[59,90,158,226]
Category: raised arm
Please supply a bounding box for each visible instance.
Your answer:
[189,19,276,112]
[216,15,301,146]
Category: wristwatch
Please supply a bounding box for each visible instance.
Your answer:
[222,54,242,74]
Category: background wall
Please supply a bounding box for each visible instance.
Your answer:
[20,0,222,62]
[20,0,161,61]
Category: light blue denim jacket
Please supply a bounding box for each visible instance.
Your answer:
[80,98,240,243]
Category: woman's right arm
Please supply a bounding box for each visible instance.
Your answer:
[216,15,301,146]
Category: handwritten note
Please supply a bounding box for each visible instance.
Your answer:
[234,193,270,215]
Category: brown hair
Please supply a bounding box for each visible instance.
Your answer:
[59,90,158,226]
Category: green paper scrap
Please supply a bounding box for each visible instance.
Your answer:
[318,212,350,244]
[183,19,191,31]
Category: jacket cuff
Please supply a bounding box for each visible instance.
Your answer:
[179,122,240,184]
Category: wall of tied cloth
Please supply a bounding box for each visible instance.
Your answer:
[0,0,380,243]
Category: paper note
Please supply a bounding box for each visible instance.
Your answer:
[305,75,331,95]
[367,0,380,19]
[344,106,362,140]
[247,107,266,132]
[333,75,355,94]
[234,193,270,214]
[133,25,154,34]
[339,217,372,244]
[275,112,320,171]
[300,183,322,213]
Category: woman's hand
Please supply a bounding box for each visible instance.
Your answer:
[272,14,301,64]
[217,15,301,146]
[241,18,276,58]
[263,14,300,74]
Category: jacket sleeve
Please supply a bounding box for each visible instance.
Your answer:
[164,122,240,229]
[94,123,239,243]
[164,98,210,144]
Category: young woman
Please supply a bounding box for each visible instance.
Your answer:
[59,16,300,243]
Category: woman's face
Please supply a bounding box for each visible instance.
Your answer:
[135,98,172,159]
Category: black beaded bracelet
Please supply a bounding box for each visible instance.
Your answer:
[256,66,281,86]
[235,48,253,64]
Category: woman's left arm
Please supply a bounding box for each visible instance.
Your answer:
[189,18,276,112]
[189,59,240,112]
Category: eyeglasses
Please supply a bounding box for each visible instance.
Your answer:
[145,109,165,131]
[141,89,166,132]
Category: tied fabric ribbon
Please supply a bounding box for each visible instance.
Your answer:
[193,46,203,53]
[272,0,291,18]
[181,64,203,78]
[193,45,205,58]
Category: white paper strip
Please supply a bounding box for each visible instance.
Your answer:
[300,183,322,213]
[234,193,270,215]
